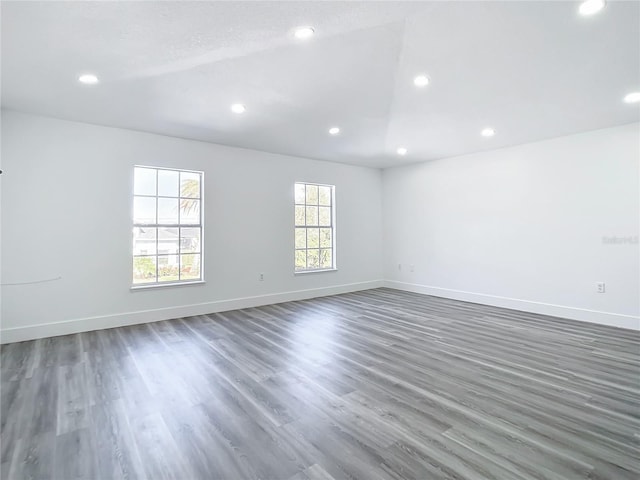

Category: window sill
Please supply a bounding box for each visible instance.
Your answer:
[294,268,338,275]
[131,280,206,291]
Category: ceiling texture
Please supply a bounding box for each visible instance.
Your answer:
[2,1,639,168]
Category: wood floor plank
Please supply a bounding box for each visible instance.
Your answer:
[160,401,257,480]
[90,399,146,480]
[287,463,336,480]
[1,288,639,479]
[53,428,98,480]
[56,363,91,435]
[129,413,197,480]
[6,432,55,480]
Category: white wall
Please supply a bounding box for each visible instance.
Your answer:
[2,112,638,342]
[0,111,383,342]
[383,123,640,330]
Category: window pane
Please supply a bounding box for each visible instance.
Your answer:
[292,183,334,272]
[134,196,156,224]
[158,228,179,255]
[295,206,305,226]
[295,250,306,270]
[133,227,157,255]
[158,255,179,282]
[158,169,179,197]
[295,228,306,249]
[133,255,157,284]
[320,249,333,269]
[134,167,156,195]
[180,227,201,253]
[307,228,319,248]
[180,172,200,198]
[180,199,200,224]
[158,198,179,224]
[133,167,203,286]
[180,254,201,280]
[306,185,318,204]
[295,184,306,204]
[318,186,331,206]
[320,228,332,248]
[305,206,318,226]
[307,249,320,269]
[319,207,331,226]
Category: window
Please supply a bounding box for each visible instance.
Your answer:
[132,166,203,286]
[294,182,335,272]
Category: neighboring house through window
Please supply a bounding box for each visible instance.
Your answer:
[132,166,203,286]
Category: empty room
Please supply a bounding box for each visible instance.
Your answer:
[1,1,639,479]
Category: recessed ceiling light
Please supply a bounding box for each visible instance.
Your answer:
[579,0,605,16]
[623,92,640,103]
[78,74,99,85]
[397,147,408,156]
[329,127,340,135]
[481,128,496,137]
[413,75,430,87]
[294,26,315,39]
[231,103,246,114]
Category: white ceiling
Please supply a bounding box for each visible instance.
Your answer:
[2,1,639,168]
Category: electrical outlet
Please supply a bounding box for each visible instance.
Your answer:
[410,265,415,273]
[259,273,264,281]
[398,263,402,271]
[596,282,605,294]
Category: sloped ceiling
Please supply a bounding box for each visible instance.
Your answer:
[2,1,639,167]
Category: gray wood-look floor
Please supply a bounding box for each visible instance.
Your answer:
[1,288,639,480]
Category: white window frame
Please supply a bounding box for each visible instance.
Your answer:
[294,182,336,273]
[131,165,204,289]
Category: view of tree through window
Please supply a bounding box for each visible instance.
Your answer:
[133,166,203,285]
[294,182,335,271]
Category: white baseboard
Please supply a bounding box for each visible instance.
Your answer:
[384,280,639,331]
[0,280,384,344]
[4,279,636,343]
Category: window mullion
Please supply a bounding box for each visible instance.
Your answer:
[294,182,335,272]
[133,166,203,286]
[155,169,159,283]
